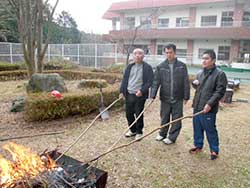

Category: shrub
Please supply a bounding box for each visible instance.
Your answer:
[25,85,122,121]
[44,58,78,70]
[0,70,122,82]
[0,62,20,71]
[77,79,108,89]
[105,63,125,73]
[0,70,28,81]
[46,70,122,84]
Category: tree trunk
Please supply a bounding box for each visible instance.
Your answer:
[37,0,43,73]
[7,0,59,78]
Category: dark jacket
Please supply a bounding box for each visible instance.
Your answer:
[192,66,227,113]
[150,58,190,102]
[120,61,154,99]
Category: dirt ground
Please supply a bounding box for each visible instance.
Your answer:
[0,81,250,188]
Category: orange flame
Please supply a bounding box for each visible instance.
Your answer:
[0,142,56,187]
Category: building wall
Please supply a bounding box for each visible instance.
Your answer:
[158,7,190,28]
[121,3,238,29]
[110,1,249,64]
[124,10,152,27]
[156,39,188,49]
[193,39,231,64]
[123,39,151,45]
[195,4,234,27]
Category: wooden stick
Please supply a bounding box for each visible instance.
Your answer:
[55,96,122,162]
[0,131,65,142]
[87,110,204,163]
[107,99,154,152]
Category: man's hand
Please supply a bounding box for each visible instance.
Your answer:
[136,90,142,97]
[119,93,125,100]
[193,79,199,86]
[184,100,188,105]
[203,104,211,113]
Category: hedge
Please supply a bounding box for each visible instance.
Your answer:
[78,79,108,89]
[49,70,122,84]
[0,70,28,81]
[0,70,122,82]
[0,62,20,71]
[25,85,122,121]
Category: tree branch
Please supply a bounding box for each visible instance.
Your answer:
[0,131,65,142]
[87,111,204,164]
[40,0,59,62]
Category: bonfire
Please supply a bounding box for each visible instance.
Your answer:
[0,142,106,188]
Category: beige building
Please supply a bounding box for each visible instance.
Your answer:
[103,0,250,65]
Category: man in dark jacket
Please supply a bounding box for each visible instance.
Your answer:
[151,44,190,144]
[120,48,154,140]
[190,50,227,160]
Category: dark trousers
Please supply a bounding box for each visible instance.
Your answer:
[125,94,146,134]
[160,100,183,142]
[193,113,219,153]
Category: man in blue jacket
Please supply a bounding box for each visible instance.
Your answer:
[120,48,154,140]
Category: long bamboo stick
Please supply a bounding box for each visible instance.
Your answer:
[87,110,204,163]
[55,96,122,161]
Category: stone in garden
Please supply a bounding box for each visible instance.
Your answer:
[10,96,25,112]
[26,73,67,93]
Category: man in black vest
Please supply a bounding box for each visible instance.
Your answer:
[120,48,154,140]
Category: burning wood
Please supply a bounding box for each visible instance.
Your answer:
[0,143,107,188]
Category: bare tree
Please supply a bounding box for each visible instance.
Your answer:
[5,0,59,77]
[107,8,161,66]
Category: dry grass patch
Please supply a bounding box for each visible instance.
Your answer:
[0,81,249,188]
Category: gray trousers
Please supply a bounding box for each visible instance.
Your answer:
[159,100,183,142]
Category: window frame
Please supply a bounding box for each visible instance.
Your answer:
[158,18,169,28]
[221,11,233,27]
[217,46,230,61]
[200,15,217,27]
[176,17,189,27]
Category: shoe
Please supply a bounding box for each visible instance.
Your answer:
[155,134,165,141]
[125,130,136,137]
[135,134,143,140]
[163,138,173,145]
[210,152,219,160]
[189,147,202,154]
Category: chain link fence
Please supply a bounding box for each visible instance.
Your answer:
[0,43,120,68]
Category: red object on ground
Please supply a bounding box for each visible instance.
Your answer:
[50,90,63,99]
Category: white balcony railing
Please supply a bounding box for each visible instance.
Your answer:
[114,21,250,31]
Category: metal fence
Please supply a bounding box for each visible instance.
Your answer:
[0,43,120,68]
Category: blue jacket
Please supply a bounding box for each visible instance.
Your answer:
[120,62,154,99]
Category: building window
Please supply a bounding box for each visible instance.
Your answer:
[158,18,169,28]
[176,17,189,27]
[157,45,164,55]
[243,11,250,27]
[176,49,187,58]
[240,40,250,62]
[140,16,151,29]
[218,46,230,60]
[201,16,217,26]
[198,48,213,58]
[125,17,135,29]
[221,11,233,27]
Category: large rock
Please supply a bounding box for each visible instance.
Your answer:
[26,73,67,93]
[10,96,25,112]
